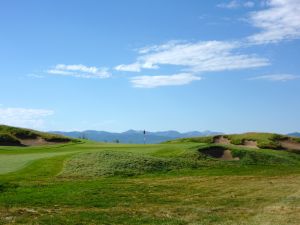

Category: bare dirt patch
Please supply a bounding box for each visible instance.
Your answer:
[213,136,231,145]
[221,150,239,160]
[19,137,63,146]
[280,140,300,151]
[242,140,259,149]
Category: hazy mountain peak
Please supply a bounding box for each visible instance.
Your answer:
[50,130,223,144]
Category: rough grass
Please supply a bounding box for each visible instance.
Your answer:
[60,151,205,177]
[0,141,300,224]
[61,145,300,178]
[0,174,299,225]
[225,133,283,149]
[167,132,300,150]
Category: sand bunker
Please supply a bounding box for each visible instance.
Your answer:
[280,140,300,151]
[200,146,239,161]
[221,150,239,160]
[242,140,259,149]
[213,136,231,145]
[213,135,259,149]
[19,137,61,146]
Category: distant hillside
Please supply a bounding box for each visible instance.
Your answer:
[167,132,300,153]
[288,132,300,137]
[0,125,73,146]
[51,130,222,144]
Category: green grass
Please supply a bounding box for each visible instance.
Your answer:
[166,136,214,144]
[0,140,299,224]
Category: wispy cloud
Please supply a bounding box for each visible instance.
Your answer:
[217,1,255,9]
[248,0,300,44]
[115,41,269,73]
[0,107,54,129]
[249,74,299,81]
[27,74,44,79]
[49,1,299,89]
[47,64,111,79]
[130,73,201,88]
[137,40,185,54]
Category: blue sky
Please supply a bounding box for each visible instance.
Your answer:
[0,0,299,133]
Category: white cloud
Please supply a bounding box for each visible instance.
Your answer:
[130,73,201,88]
[47,64,110,79]
[248,0,300,44]
[115,63,142,72]
[115,41,269,73]
[249,74,299,81]
[217,1,255,9]
[0,107,54,129]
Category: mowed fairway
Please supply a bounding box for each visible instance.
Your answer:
[0,141,300,225]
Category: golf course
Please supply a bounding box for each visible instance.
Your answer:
[2,0,300,224]
[0,125,299,225]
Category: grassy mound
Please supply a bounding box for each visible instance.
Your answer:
[61,145,300,178]
[225,133,283,149]
[0,125,73,146]
[167,132,300,151]
[61,151,203,177]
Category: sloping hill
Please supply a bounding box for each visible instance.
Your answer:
[167,132,300,153]
[0,125,73,146]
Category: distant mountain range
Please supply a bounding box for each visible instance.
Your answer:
[50,130,223,144]
[288,132,300,137]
